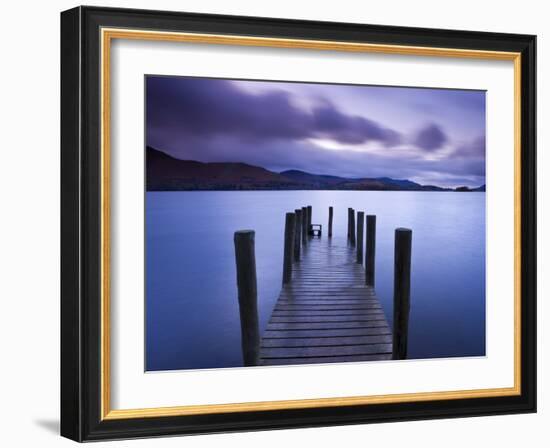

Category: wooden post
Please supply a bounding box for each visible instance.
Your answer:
[294,209,302,262]
[392,228,412,360]
[350,209,356,247]
[234,230,260,366]
[356,211,364,264]
[328,206,333,238]
[347,208,352,239]
[282,212,296,284]
[307,205,312,228]
[366,215,376,286]
[301,206,308,245]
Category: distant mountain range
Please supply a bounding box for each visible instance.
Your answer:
[147,146,485,192]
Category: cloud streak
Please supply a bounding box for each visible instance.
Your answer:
[147,77,403,147]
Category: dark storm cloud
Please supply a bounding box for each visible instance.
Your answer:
[146,77,402,147]
[413,123,448,151]
[453,135,486,158]
[312,104,402,146]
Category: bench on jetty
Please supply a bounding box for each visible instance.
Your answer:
[234,206,412,367]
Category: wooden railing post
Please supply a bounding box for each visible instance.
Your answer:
[234,230,260,366]
[392,228,412,360]
[356,211,364,264]
[350,208,356,247]
[366,215,376,286]
[328,206,333,237]
[307,205,312,229]
[294,209,302,262]
[301,206,308,245]
[282,212,296,284]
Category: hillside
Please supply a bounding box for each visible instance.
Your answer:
[146,147,482,192]
[147,146,299,190]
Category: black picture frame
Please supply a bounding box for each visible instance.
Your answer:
[61,5,536,442]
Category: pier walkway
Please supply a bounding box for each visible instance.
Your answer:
[259,237,393,366]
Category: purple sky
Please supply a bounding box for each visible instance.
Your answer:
[146,76,486,187]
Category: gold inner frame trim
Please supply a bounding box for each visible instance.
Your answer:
[100,27,522,420]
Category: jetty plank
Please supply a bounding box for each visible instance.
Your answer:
[266,321,390,330]
[272,309,383,316]
[261,353,392,366]
[275,304,382,311]
[261,343,392,358]
[263,327,391,338]
[261,334,392,348]
[269,314,386,323]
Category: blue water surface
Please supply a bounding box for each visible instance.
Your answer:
[146,191,485,371]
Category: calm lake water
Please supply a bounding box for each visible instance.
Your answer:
[146,191,485,371]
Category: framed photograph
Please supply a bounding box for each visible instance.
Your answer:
[60,6,536,441]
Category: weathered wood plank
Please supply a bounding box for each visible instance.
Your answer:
[286,276,368,279]
[279,296,378,302]
[283,284,369,288]
[261,343,392,358]
[283,287,373,291]
[279,294,378,298]
[272,309,384,317]
[289,277,364,280]
[278,296,379,301]
[285,281,366,284]
[266,321,389,330]
[263,327,391,338]
[275,304,382,311]
[284,286,367,289]
[279,293,377,298]
[262,334,392,348]
[281,290,376,294]
[276,304,380,310]
[284,282,372,286]
[261,353,392,365]
[269,314,385,323]
[277,297,379,303]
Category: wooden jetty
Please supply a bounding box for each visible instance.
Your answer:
[234,206,412,367]
[259,237,392,366]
